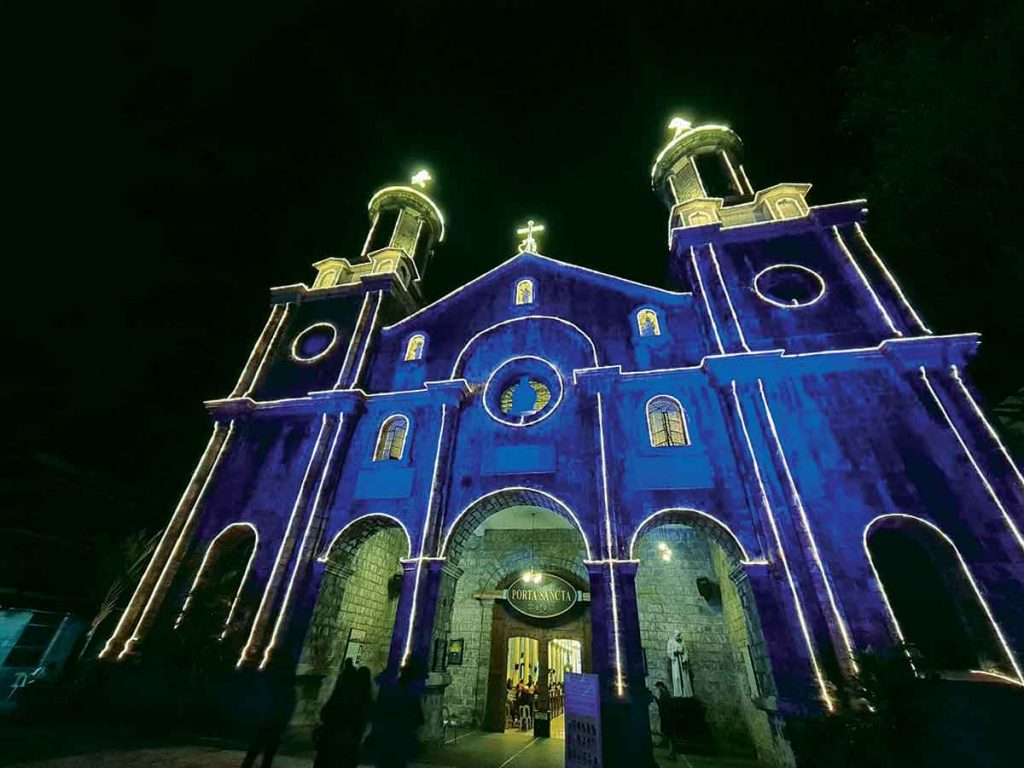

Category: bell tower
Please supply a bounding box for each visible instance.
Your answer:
[310,170,445,307]
[652,118,811,236]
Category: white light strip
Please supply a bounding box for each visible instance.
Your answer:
[720,150,743,193]
[864,513,1024,684]
[361,212,380,257]
[402,404,449,667]
[481,356,565,428]
[969,670,1024,687]
[690,246,725,355]
[730,382,834,709]
[230,306,285,398]
[334,293,374,389]
[831,226,902,338]
[174,522,258,632]
[707,244,751,352]
[244,304,293,397]
[239,414,331,666]
[650,124,734,181]
[861,521,915,671]
[950,365,1024,495]
[289,322,339,364]
[596,393,625,696]
[439,486,594,561]
[852,224,931,334]
[451,315,599,377]
[350,291,383,389]
[752,264,826,309]
[384,251,687,332]
[757,380,859,673]
[119,421,238,658]
[260,415,346,667]
[628,508,755,563]
[100,424,226,658]
[318,513,414,562]
[738,165,754,195]
[919,368,1024,554]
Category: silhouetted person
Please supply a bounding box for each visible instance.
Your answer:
[241,658,296,768]
[373,661,424,768]
[316,663,373,768]
[652,681,677,760]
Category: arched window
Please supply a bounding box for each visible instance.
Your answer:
[636,308,662,337]
[515,279,535,306]
[374,415,409,461]
[647,396,689,447]
[404,334,425,361]
[688,211,712,226]
[317,269,337,288]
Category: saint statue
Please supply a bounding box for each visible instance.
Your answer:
[666,630,693,698]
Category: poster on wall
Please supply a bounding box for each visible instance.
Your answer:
[447,637,464,666]
[564,672,603,768]
[343,628,365,666]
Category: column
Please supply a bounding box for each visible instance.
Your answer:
[587,561,656,768]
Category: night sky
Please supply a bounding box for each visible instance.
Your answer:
[3,1,1022,598]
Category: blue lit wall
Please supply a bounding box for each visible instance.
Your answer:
[104,178,1024,746]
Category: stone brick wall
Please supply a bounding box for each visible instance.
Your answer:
[294,527,406,727]
[440,528,588,726]
[636,525,768,758]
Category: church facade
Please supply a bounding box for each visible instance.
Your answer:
[100,121,1024,766]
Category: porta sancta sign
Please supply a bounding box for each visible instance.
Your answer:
[505,573,580,619]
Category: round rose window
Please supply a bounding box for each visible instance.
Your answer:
[484,357,562,426]
[753,264,826,308]
[290,322,338,363]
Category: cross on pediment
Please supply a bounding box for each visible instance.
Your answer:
[516,220,545,253]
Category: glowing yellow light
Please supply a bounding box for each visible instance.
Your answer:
[669,117,692,136]
[411,169,432,189]
[661,552,672,562]
[657,541,668,551]
[516,219,545,253]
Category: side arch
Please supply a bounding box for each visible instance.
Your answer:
[319,513,414,564]
[864,513,1023,683]
[629,508,754,564]
[176,522,259,635]
[440,487,594,563]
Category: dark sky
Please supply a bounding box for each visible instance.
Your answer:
[4,1,1022,561]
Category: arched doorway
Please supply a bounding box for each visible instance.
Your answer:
[865,515,1020,681]
[631,510,781,764]
[432,489,593,741]
[173,522,259,659]
[294,514,411,729]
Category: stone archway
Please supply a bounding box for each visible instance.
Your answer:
[430,490,593,735]
[293,514,412,732]
[631,512,782,764]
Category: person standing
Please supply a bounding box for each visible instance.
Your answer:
[316,662,373,768]
[373,661,424,768]
[240,658,297,768]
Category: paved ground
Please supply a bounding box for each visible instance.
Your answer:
[2,723,764,768]
[5,739,765,768]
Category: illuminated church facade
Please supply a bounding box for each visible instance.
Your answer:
[100,121,1024,766]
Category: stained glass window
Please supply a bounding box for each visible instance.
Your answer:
[515,279,535,306]
[637,309,661,337]
[647,396,688,447]
[404,334,425,361]
[374,415,409,460]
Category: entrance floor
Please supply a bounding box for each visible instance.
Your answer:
[420,731,767,768]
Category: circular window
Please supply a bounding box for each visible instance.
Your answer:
[753,264,826,308]
[483,357,563,426]
[290,322,338,363]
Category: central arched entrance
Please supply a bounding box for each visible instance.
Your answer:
[432,489,593,743]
